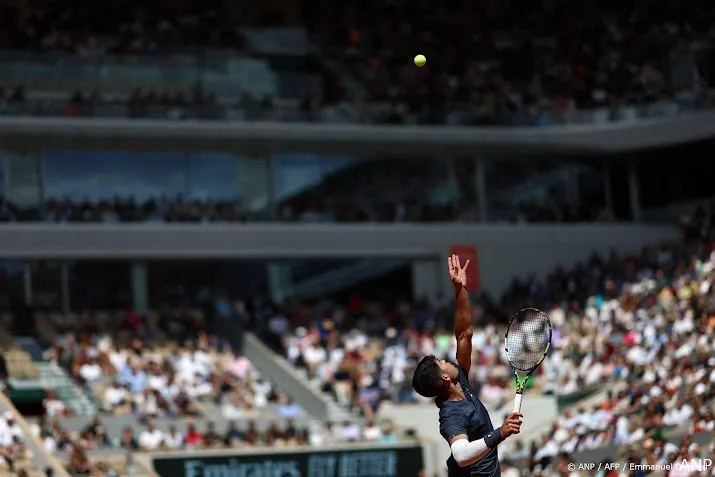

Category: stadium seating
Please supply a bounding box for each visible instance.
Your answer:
[2,306,416,474]
[260,229,714,472]
[0,0,713,124]
[0,181,603,224]
[1,2,714,476]
[0,229,712,476]
[2,349,39,382]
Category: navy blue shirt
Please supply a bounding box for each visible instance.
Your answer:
[438,362,500,477]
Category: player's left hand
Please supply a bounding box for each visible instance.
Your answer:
[448,254,470,289]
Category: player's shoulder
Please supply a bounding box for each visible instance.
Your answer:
[438,397,470,419]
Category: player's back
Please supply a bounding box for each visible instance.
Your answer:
[438,362,500,477]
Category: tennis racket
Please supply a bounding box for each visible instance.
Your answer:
[504,308,552,413]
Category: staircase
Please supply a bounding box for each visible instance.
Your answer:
[36,362,98,415]
[243,334,359,424]
[13,336,98,415]
[294,366,354,423]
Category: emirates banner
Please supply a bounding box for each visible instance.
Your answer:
[152,444,425,477]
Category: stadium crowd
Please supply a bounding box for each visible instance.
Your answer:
[0,0,248,55]
[0,248,708,476]
[259,214,714,475]
[25,307,412,476]
[2,204,711,477]
[0,0,713,126]
[0,411,29,474]
[42,311,276,420]
[311,0,714,125]
[0,195,603,224]
[0,84,239,122]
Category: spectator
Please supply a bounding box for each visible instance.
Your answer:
[92,461,118,477]
[40,430,57,453]
[43,390,68,419]
[336,420,360,442]
[66,442,92,475]
[224,353,252,380]
[224,422,242,443]
[118,427,138,451]
[0,412,23,447]
[378,422,398,444]
[221,391,258,420]
[183,422,203,449]
[162,425,184,450]
[362,419,382,441]
[138,421,164,451]
[1,435,26,472]
[276,396,303,419]
[202,422,221,449]
[101,382,129,412]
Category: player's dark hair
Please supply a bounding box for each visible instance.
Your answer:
[412,355,444,398]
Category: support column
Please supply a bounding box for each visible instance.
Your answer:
[237,156,273,215]
[131,262,148,313]
[268,262,293,304]
[2,155,8,192]
[411,258,443,305]
[23,262,32,306]
[603,160,614,219]
[446,158,458,199]
[475,159,488,221]
[565,165,580,204]
[267,155,277,217]
[628,161,642,222]
[60,263,70,313]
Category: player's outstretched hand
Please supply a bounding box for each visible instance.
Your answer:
[500,413,523,438]
[448,254,470,289]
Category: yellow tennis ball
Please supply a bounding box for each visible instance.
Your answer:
[414,54,426,67]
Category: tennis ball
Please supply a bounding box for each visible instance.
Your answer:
[414,54,426,67]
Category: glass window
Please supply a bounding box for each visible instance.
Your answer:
[272,156,459,222]
[4,152,42,212]
[273,154,358,200]
[237,157,271,209]
[44,151,239,202]
[485,158,606,222]
[68,262,131,310]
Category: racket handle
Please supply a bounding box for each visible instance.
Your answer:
[512,393,523,414]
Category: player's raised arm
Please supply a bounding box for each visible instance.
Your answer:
[449,254,473,372]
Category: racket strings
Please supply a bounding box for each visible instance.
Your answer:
[505,310,551,371]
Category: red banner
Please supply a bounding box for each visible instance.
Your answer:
[449,244,480,291]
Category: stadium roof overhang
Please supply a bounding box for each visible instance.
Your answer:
[0,110,713,158]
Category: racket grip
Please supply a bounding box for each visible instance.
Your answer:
[512,393,523,414]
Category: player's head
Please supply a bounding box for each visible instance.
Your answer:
[412,355,459,398]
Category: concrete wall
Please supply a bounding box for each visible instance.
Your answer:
[0,223,679,296]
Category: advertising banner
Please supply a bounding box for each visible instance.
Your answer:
[152,444,425,477]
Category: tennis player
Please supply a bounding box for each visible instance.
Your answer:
[412,255,522,477]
